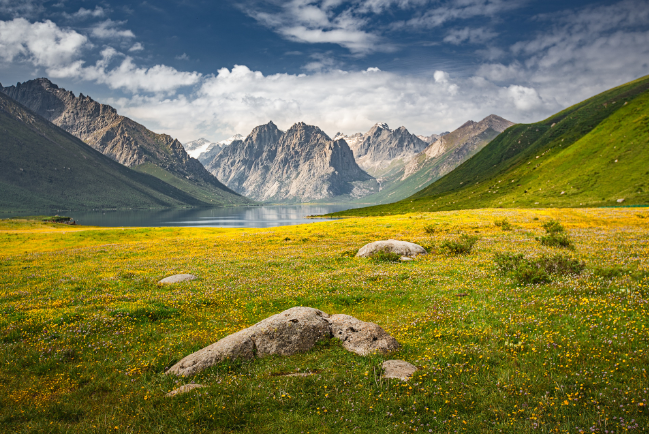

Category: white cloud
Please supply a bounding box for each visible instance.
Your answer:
[443,26,497,45]
[478,0,649,107]
[64,6,105,20]
[397,0,524,30]
[0,0,44,18]
[91,19,135,39]
[176,53,190,61]
[245,0,387,53]
[110,64,556,143]
[0,18,200,94]
[128,42,144,52]
[0,18,88,70]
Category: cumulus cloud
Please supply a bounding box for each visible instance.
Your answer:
[0,0,44,18]
[0,18,87,70]
[0,18,200,93]
[110,64,557,143]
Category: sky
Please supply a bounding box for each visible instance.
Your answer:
[1,0,648,142]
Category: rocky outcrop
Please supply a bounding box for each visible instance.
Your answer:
[403,115,514,180]
[337,123,428,176]
[167,307,399,376]
[206,122,374,202]
[356,240,427,258]
[328,314,400,356]
[0,78,246,205]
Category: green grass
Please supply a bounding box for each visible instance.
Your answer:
[330,75,649,217]
[1,208,647,433]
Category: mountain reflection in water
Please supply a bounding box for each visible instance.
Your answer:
[68,205,362,228]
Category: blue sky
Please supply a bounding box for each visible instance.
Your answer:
[1,0,648,142]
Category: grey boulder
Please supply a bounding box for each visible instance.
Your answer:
[382,360,417,381]
[167,307,331,376]
[356,239,426,258]
[158,274,196,284]
[328,314,400,356]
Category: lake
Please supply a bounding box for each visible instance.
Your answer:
[63,204,362,228]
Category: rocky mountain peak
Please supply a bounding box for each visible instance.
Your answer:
[374,122,390,130]
[353,123,428,176]
[206,121,373,202]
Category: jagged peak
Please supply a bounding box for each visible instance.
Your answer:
[458,120,477,129]
[374,122,390,130]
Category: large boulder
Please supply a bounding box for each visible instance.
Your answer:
[252,307,332,357]
[328,314,400,355]
[356,239,426,258]
[167,307,331,376]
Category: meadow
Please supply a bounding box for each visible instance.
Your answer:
[0,208,647,433]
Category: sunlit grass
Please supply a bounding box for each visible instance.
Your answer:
[1,208,648,433]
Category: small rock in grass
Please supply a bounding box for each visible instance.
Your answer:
[158,274,196,284]
[400,256,414,262]
[382,360,417,381]
[617,198,625,203]
[166,384,205,397]
[328,314,400,356]
[356,239,426,258]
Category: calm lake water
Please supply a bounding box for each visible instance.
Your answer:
[64,205,362,228]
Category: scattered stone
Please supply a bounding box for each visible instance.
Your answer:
[167,307,332,376]
[165,384,205,397]
[561,191,565,195]
[356,239,427,258]
[158,274,196,284]
[399,256,414,262]
[328,314,400,356]
[617,198,625,203]
[382,360,417,381]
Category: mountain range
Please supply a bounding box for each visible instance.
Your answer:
[205,122,375,202]
[331,74,649,216]
[1,79,249,206]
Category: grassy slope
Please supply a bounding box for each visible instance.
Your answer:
[0,93,212,214]
[0,209,647,433]
[134,164,254,206]
[331,75,649,217]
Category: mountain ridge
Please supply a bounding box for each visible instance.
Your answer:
[1,78,249,206]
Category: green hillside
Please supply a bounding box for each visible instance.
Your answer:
[0,92,217,214]
[331,75,649,217]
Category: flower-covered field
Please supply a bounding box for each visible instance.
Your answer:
[0,208,647,433]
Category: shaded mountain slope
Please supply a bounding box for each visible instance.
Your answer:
[1,78,248,206]
[0,92,211,213]
[330,75,649,216]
